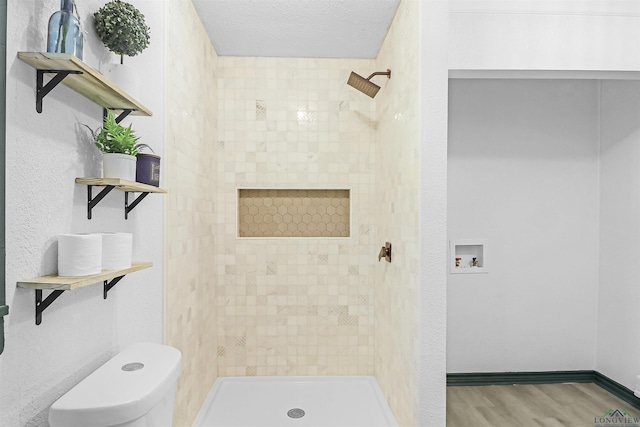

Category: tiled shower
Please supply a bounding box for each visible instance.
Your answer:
[164,0,420,425]
[215,55,378,378]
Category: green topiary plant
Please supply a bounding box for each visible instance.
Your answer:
[93,0,150,64]
[83,110,150,155]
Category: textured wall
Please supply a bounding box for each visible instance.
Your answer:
[418,0,449,425]
[163,0,219,425]
[1,1,164,426]
[373,1,421,425]
[216,56,377,376]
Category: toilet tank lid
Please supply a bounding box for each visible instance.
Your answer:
[49,342,182,427]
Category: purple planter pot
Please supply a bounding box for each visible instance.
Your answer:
[136,153,161,187]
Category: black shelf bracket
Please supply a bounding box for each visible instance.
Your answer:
[103,108,135,124]
[32,274,128,324]
[83,185,156,220]
[103,275,124,299]
[35,289,65,325]
[125,191,150,220]
[36,69,83,113]
[87,185,115,219]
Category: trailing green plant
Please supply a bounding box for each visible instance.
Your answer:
[83,110,151,155]
[93,0,150,64]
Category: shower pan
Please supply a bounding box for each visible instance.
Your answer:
[193,376,398,427]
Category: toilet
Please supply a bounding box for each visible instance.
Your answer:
[49,342,182,427]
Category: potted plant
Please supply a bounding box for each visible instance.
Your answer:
[84,110,150,181]
[93,0,150,65]
[93,0,150,98]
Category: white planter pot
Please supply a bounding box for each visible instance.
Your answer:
[103,153,136,181]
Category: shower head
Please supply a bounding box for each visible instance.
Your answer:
[347,69,391,98]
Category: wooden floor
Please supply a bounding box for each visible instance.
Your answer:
[447,383,638,426]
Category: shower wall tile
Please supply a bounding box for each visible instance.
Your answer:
[374,0,421,425]
[164,0,219,425]
[255,100,267,121]
[217,57,377,376]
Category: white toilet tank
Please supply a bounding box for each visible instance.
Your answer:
[49,342,182,427]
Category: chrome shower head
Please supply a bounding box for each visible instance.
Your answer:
[347,69,391,98]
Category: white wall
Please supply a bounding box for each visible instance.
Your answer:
[0,2,164,425]
[449,1,640,72]
[597,80,640,390]
[419,0,449,425]
[447,79,600,372]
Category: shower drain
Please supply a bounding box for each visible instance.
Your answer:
[287,408,305,419]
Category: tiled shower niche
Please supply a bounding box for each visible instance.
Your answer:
[238,189,350,238]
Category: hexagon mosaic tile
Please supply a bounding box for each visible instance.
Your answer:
[238,189,350,237]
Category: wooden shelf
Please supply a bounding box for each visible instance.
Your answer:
[75,178,167,194]
[18,262,153,325]
[76,178,167,219]
[17,262,152,291]
[17,52,152,118]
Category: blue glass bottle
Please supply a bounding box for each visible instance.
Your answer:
[47,0,83,60]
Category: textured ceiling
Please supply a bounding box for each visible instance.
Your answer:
[191,0,401,58]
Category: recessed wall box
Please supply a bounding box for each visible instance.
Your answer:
[449,240,487,274]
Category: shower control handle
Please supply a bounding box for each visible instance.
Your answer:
[378,242,392,263]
